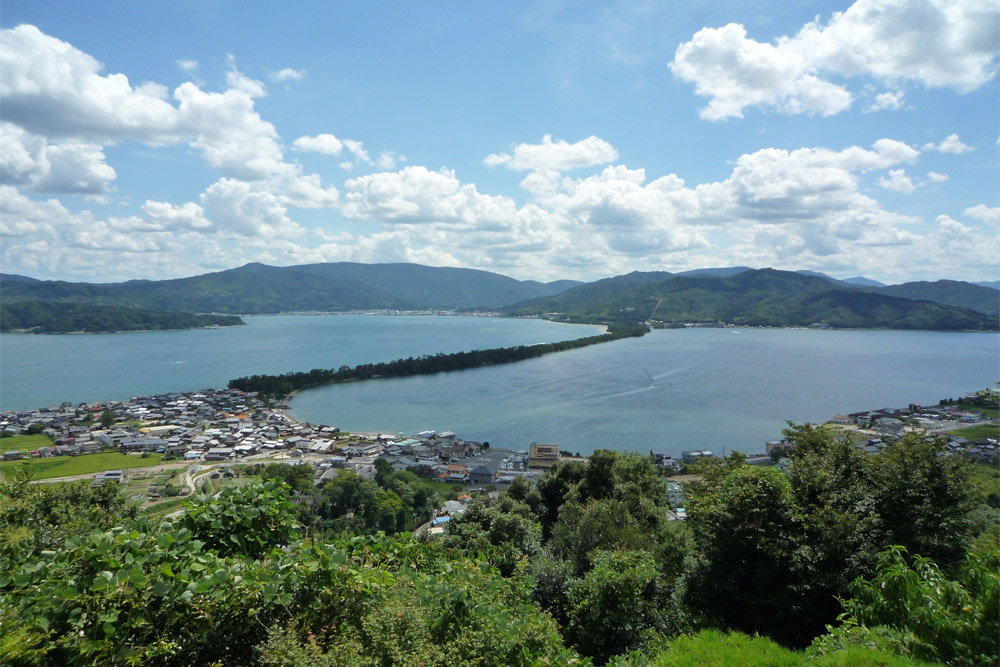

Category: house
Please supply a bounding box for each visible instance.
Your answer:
[468,465,493,486]
[528,443,560,469]
[204,447,234,461]
[681,449,714,464]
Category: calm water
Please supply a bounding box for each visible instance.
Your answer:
[0,315,601,411]
[290,327,999,457]
[3,318,996,459]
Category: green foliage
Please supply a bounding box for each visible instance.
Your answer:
[566,549,667,665]
[443,496,542,576]
[178,479,299,558]
[683,465,804,644]
[810,546,999,667]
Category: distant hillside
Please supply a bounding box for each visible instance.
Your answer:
[874,280,999,317]
[291,262,581,308]
[973,280,999,290]
[0,262,582,314]
[843,276,886,287]
[503,268,998,331]
[0,273,39,283]
[1,301,244,333]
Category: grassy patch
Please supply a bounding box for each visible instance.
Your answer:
[410,478,461,501]
[143,497,188,517]
[1,452,164,481]
[948,401,999,419]
[950,423,1000,441]
[648,629,939,667]
[0,434,55,454]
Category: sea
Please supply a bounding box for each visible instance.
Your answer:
[2,315,996,458]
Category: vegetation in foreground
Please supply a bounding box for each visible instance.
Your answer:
[1,427,996,666]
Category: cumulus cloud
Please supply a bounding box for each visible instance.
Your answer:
[963,204,1000,223]
[200,178,305,238]
[0,122,117,194]
[671,0,1000,120]
[342,166,516,226]
[484,134,619,171]
[877,169,916,193]
[177,59,198,73]
[926,171,949,183]
[864,90,905,112]
[267,68,305,82]
[925,133,975,154]
[292,133,344,155]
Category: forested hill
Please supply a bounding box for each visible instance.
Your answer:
[503,268,1000,331]
[0,262,582,314]
[0,301,244,333]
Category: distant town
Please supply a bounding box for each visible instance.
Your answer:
[1,384,997,516]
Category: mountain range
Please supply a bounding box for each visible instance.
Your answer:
[501,268,998,331]
[1,263,997,332]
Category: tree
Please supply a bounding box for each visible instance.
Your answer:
[99,411,116,428]
[684,465,805,645]
[566,549,665,664]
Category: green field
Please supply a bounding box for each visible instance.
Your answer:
[0,434,55,454]
[951,423,1000,441]
[1,452,165,481]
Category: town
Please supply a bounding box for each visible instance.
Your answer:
[1,385,997,515]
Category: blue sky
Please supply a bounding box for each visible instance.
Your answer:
[1,0,997,284]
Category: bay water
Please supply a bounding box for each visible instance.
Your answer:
[2,316,996,458]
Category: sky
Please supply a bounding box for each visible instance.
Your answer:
[1,0,997,285]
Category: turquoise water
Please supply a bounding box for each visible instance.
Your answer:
[289,327,999,457]
[0,315,602,410]
[3,318,996,458]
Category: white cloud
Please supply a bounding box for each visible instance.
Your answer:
[267,68,305,83]
[670,23,853,120]
[877,169,916,193]
[140,200,212,231]
[292,133,344,155]
[963,204,1000,223]
[930,133,975,154]
[864,90,904,113]
[484,134,619,171]
[342,166,516,225]
[200,178,305,238]
[342,139,371,165]
[0,25,181,143]
[0,122,117,194]
[671,0,1000,120]
[177,59,198,74]
[926,171,949,183]
[376,151,400,170]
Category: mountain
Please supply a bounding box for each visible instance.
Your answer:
[0,262,583,314]
[0,273,39,283]
[290,262,581,308]
[676,267,753,279]
[874,280,999,317]
[843,276,886,287]
[503,268,998,331]
[973,280,1000,290]
[1,301,243,333]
